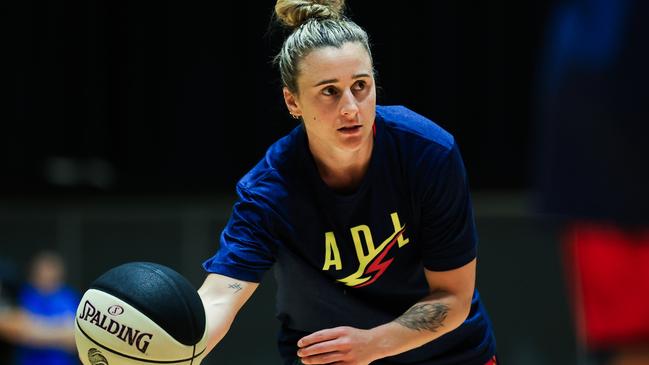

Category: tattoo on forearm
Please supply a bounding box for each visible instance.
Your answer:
[394,303,449,332]
[228,283,243,293]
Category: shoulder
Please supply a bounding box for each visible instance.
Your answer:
[375,105,455,152]
[237,125,303,198]
[375,106,466,198]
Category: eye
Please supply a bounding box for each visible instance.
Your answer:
[352,80,367,91]
[322,86,338,96]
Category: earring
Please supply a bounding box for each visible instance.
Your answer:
[290,113,300,120]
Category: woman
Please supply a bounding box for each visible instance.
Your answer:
[199,1,497,364]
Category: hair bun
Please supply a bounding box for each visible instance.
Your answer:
[275,0,345,29]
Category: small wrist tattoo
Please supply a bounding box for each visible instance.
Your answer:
[228,283,243,293]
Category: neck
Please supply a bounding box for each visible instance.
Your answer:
[309,137,374,193]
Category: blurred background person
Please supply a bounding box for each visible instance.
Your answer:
[533,0,649,364]
[14,250,78,365]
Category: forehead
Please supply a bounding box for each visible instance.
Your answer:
[298,42,373,85]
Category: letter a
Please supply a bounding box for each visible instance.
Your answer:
[322,232,342,271]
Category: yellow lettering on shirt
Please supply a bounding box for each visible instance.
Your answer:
[322,231,342,271]
[322,212,409,287]
[391,212,410,247]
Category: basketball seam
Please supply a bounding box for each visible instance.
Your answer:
[76,318,206,364]
[140,262,201,345]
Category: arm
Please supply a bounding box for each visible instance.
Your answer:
[0,309,76,350]
[197,273,259,354]
[297,258,476,365]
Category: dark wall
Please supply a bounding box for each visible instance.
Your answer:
[4,1,553,194]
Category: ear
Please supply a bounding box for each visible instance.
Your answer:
[282,87,302,118]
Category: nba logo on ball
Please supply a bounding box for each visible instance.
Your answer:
[74,262,208,365]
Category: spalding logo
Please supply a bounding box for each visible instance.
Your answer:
[108,305,124,316]
[79,300,153,354]
[88,348,108,365]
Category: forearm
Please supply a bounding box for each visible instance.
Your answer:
[198,296,238,353]
[22,323,76,350]
[0,309,23,341]
[297,262,477,365]
[369,290,471,359]
[197,274,258,354]
[0,309,75,350]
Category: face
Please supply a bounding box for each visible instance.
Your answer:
[283,42,376,155]
[31,255,64,293]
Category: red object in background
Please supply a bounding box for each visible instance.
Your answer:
[563,221,649,349]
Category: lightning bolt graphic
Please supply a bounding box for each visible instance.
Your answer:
[354,227,405,288]
[337,226,406,288]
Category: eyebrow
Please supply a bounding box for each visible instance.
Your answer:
[313,73,372,87]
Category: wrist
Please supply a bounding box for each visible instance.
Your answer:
[368,322,403,360]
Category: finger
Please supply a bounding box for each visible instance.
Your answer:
[298,337,345,357]
[298,327,347,348]
[300,350,346,364]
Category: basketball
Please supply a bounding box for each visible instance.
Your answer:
[74,262,208,365]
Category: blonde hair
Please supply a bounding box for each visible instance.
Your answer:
[274,0,373,93]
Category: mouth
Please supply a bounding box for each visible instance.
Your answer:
[337,125,362,134]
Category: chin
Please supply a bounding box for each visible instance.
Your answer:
[336,134,371,152]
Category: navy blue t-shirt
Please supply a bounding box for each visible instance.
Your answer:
[204,105,496,364]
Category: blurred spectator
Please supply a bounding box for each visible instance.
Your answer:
[15,251,79,365]
[0,258,20,364]
[534,0,649,364]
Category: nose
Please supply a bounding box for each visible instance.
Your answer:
[339,89,359,117]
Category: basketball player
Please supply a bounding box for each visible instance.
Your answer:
[199,1,497,364]
[534,0,649,364]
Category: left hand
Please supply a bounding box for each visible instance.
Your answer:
[297,326,380,365]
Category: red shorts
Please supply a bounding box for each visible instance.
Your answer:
[484,355,497,365]
[563,221,649,349]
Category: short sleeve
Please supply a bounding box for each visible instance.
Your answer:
[420,142,478,271]
[202,184,277,283]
